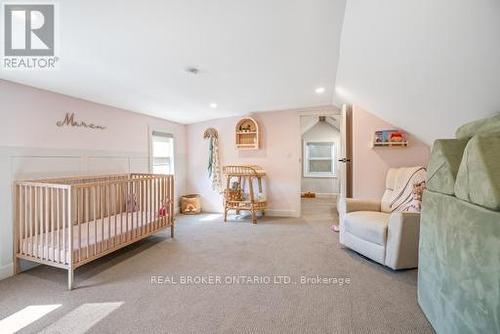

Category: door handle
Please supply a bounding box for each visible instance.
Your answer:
[338,158,351,163]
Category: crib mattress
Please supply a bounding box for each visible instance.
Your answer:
[20,211,167,262]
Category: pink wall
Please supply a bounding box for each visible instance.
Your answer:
[352,105,431,200]
[0,80,186,154]
[0,79,187,194]
[186,110,302,216]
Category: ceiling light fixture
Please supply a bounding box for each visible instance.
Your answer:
[185,67,200,75]
[315,87,326,94]
[209,103,218,109]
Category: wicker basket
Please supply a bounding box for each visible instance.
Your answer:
[225,189,243,201]
[181,194,201,214]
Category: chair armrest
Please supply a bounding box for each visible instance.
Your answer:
[385,212,421,270]
[339,198,381,215]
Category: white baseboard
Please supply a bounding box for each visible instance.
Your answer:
[315,193,339,199]
[0,263,13,281]
[266,209,298,218]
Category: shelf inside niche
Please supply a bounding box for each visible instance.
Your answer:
[235,117,259,150]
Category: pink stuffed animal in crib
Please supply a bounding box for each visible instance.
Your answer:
[158,199,172,217]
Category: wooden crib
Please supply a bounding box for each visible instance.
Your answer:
[13,174,174,290]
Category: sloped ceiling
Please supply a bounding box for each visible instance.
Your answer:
[0,0,347,124]
[334,0,500,144]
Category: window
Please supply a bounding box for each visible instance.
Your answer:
[151,131,174,175]
[303,141,336,177]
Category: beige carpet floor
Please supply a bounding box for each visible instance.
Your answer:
[0,198,434,333]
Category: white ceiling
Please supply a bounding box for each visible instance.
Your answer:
[334,0,500,144]
[0,0,347,124]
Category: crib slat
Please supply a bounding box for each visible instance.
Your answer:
[156,177,159,229]
[29,187,33,256]
[150,178,158,230]
[86,188,90,260]
[76,188,79,262]
[22,186,27,255]
[161,177,165,227]
[100,185,104,252]
[160,177,163,227]
[67,189,73,267]
[135,180,139,239]
[107,184,111,249]
[157,177,161,228]
[119,182,123,243]
[162,176,165,227]
[33,187,37,258]
[126,182,130,242]
[167,176,170,226]
[45,187,49,261]
[170,176,174,226]
[137,181,141,238]
[141,180,147,236]
[132,180,136,239]
[17,185,22,257]
[56,189,60,263]
[148,177,152,233]
[165,176,168,227]
[114,183,118,246]
[38,187,41,260]
[168,176,171,226]
[93,187,97,257]
[161,177,165,228]
[137,180,140,237]
[62,189,66,265]
[50,188,54,262]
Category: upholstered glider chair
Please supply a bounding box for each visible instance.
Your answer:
[339,167,427,270]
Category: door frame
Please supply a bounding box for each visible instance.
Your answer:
[298,106,345,215]
[339,104,353,199]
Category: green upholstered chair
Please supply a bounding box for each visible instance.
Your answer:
[418,114,500,334]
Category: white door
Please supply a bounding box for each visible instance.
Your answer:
[339,104,352,199]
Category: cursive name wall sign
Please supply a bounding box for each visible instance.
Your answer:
[56,113,106,130]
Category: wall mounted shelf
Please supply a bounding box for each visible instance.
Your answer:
[372,141,409,148]
[372,130,408,148]
[235,117,259,150]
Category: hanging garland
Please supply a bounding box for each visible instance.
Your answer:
[203,128,223,192]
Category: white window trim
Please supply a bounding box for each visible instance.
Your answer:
[303,140,336,178]
[149,129,175,175]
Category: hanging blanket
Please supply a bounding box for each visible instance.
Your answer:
[381,166,427,213]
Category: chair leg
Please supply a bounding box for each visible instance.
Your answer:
[68,268,74,290]
[170,223,175,238]
[224,209,228,222]
[252,210,257,224]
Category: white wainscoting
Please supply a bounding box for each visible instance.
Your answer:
[0,146,162,281]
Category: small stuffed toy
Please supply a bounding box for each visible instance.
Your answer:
[404,181,426,213]
[158,199,172,217]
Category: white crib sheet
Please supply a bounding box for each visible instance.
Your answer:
[20,211,164,262]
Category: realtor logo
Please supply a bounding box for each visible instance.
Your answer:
[2,3,58,69]
[4,4,54,56]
